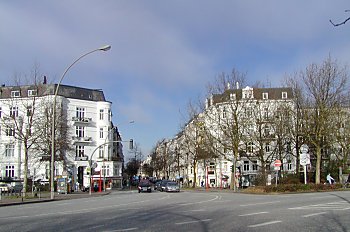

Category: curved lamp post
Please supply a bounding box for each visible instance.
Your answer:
[50,45,111,199]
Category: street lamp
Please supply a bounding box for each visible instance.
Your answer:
[50,45,111,199]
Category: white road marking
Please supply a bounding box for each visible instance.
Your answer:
[239,212,268,217]
[248,220,282,228]
[302,212,327,218]
[104,227,138,232]
[178,195,219,206]
[240,201,280,207]
[175,219,212,225]
[289,201,349,210]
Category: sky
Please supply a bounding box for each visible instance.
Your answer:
[1,1,350,161]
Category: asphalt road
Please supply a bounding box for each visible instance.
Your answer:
[0,190,349,232]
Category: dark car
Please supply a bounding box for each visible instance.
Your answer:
[138,180,152,193]
[160,180,171,192]
[154,180,162,190]
[164,181,180,192]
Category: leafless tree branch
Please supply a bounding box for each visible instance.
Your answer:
[330,10,350,27]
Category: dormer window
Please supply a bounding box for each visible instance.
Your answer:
[230,93,236,101]
[262,92,268,100]
[28,89,37,96]
[282,92,288,99]
[11,91,20,98]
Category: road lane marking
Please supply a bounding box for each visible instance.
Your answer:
[248,220,282,228]
[289,201,349,210]
[239,212,268,217]
[175,219,212,225]
[178,195,219,206]
[104,227,138,231]
[240,201,280,207]
[302,212,327,218]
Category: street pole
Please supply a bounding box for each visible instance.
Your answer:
[50,45,111,200]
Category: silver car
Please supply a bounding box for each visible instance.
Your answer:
[164,181,180,192]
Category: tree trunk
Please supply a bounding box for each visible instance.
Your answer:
[315,146,321,184]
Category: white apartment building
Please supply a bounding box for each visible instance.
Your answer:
[158,85,297,188]
[0,81,124,190]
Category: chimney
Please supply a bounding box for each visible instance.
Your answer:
[227,82,231,90]
[236,82,240,89]
[43,76,47,84]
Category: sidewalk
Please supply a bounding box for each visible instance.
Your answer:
[0,190,111,207]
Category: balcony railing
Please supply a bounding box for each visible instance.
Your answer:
[72,117,92,123]
[75,156,88,161]
[72,136,92,143]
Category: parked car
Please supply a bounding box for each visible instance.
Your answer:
[164,181,180,192]
[0,183,10,193]
[154,180,162,190]
[138,180,152,193]
[11,182,23,193]
[160,180,171,192]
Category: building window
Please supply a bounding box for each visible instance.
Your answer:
[222,107,227,119]
[243,161,250,171]
[6,126,15,136]
[5,144,15,157]
[27,106,33,116]
[252,161,258,171]
[265,143,271,153]
[6,165,15,178]
[10,106,18,118]
[99,146,104,158]
[76,107,85,119]
[230,93,236,101]
[28,89,37,96]
[287,162,292,170]
[246,108,253,117]
[282,92,288,99]
[263,108,269,119]
[114,164,120,176]
[76,146,85,157]
[11,91,20,98]
[0,107,2,118]
[264,125,270,136]
[99,128,104,139]
[108,109,111,121]
[102,165,110,176]
[99,109,104,120]
[247,142,254,153]
[262,92,268,99]
[75,126,85,138]
[223,162,228,172]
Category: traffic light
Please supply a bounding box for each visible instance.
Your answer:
[129,139,133,150]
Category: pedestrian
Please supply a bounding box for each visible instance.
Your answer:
[326,173,335,184]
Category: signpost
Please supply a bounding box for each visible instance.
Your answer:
[274,160,282,186]
[300,144,310,184]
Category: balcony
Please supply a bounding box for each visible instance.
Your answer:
[72,117,92,124]
[72,136,93,144]
[75,156,88,161]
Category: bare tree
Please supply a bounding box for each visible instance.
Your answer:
[0,69,48,196]
[203,69,248,191]
[330,10,350,26]
[300,56,349,184]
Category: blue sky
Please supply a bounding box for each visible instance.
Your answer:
[1,1,350,160]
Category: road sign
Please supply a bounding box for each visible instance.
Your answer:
[300,153,310,166]
[274,159,282,167]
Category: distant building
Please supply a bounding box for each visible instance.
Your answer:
[156,85,296,188]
